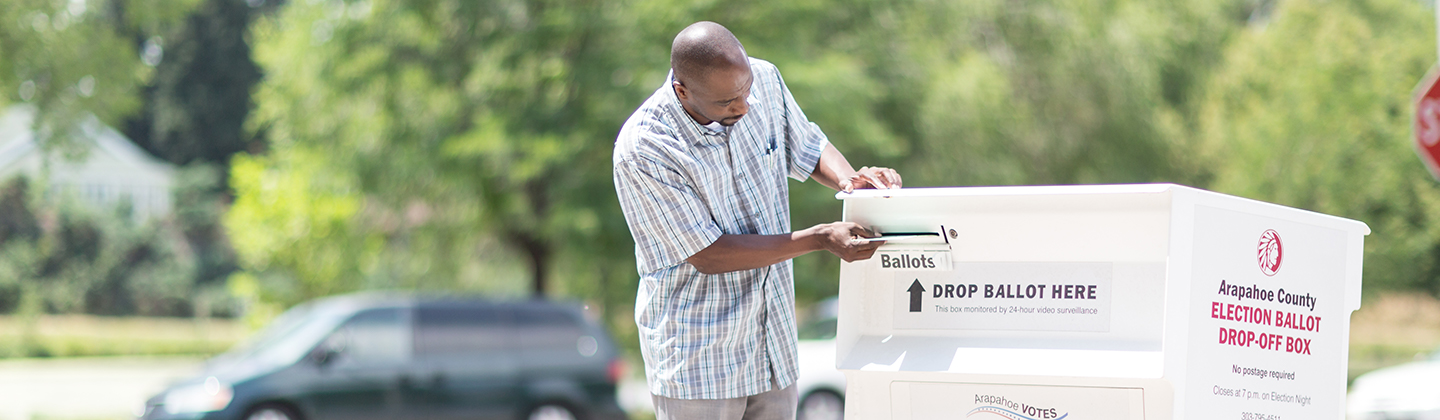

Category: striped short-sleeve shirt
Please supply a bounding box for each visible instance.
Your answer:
[612,57,830,400]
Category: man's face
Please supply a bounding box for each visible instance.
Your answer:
[674,63,753,127]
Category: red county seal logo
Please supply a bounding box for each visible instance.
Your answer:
[1258,229,1283,276]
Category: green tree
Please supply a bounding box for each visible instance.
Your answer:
[122,0,271,309]
[0,175,198,318]
[0,0,198,153]
[123,0,267,167]
[892,0,1248,187]
[2,0,253,319]
[1194,0,1440,294]
[0,177,41,248]
[0,177,40,313]
[225,150,376,310]
[228,0,645,312]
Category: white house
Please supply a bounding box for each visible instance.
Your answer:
[0,105,176,221]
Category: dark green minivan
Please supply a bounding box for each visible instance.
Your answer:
[139,293,628,420]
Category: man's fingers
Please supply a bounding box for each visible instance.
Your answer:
[863,167,884,188]
[849,167,902,190]
[847,174,867,191]
[844,243,882,262]
[847,234,882,247]
[867,173,890,190]
[848,224,878,237]
[862,167,889,190]
[852,173,885,190]
[878,168,900,188]
[872,168,901,189]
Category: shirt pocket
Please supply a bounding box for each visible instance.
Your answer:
[760,134,782,177]
[754,137,788,233]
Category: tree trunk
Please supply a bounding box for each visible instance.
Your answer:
[514,232,551,297]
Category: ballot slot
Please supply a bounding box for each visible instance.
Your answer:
[856,225,949,246]
[851,233,939,244]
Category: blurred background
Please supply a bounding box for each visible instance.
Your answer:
[0,0,1438,418]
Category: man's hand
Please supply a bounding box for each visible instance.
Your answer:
[813,144,904,194]
[839,166,902,193]
[811,222,884,262]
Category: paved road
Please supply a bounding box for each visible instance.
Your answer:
[0,356,655,420]
[0,356,203,420]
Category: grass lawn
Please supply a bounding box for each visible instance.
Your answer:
[0,314,247,359]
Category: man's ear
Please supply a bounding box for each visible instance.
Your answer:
[672,80,689,101]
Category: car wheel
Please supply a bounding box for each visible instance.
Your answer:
[797,390,844,420]
[246,403,301,420]
[527,403,579,420]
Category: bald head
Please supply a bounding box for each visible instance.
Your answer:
[669,22,753,127]
[670,21,748,85]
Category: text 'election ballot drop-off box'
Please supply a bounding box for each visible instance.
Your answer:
[834,184,1368,420]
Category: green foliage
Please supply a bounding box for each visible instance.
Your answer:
[0,0,199,153]
[125,0,267,166]
[0,177,40,312]
[0,176,199,317]
[1,0,248,321]
[0,177,41,248]
[1194,0,1440,294]
[171,164,243,316]
[892,0,1243,186]
[230,0,644,315]
[225,151,376,306]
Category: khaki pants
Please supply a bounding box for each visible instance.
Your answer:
[651,383,799,420]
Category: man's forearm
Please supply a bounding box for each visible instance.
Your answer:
[685,230,821,275]
[812,143,855,192]
[685,222,881,274]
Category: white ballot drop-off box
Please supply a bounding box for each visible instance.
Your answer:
[835,184,1368,420]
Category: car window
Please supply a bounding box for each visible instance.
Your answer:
[415,305,509,357]
[212,302,340,370]
[514,305,584,351]
[224,302,318,359]
[325,308,410,367]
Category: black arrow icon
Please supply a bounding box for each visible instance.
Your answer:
[907,280,924,312]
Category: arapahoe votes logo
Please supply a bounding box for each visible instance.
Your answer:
[1258,229,1283,276]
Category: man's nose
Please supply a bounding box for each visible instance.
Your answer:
[729,99,748,118]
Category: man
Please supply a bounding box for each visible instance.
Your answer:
[613,21,902,420]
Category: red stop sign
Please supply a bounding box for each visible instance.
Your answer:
[1415,65,1440,180]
